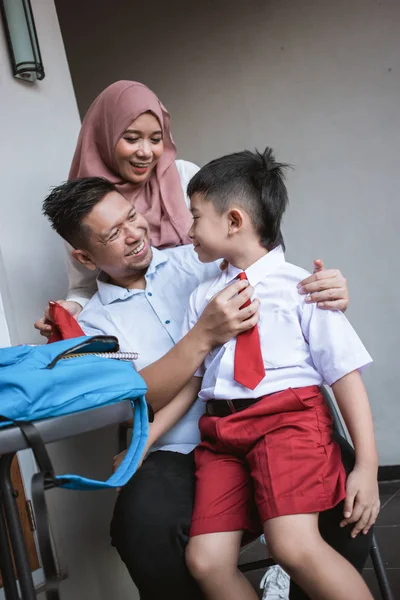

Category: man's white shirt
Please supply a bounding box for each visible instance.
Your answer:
[78,245,219,454]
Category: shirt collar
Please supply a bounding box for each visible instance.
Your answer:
[97,247,168,305]
[225,246,286,287]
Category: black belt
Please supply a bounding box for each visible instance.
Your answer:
[206,397,262,417]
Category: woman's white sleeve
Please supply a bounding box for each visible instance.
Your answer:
[175,160,200,209]
[65,241,98,308]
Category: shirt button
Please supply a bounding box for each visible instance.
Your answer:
[165,320,170,325]
[147,292,152,296]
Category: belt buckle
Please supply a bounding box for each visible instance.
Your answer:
[226,400,236,414]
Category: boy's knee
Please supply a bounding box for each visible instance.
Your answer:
[267,537,314,573]
[186,541,212,580]
[186,539,229,582]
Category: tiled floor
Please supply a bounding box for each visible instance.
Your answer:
[240,480,400,599]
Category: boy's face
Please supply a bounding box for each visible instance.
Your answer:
[188,193,228,263]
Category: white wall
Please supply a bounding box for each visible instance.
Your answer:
[0,2,77,343]
[0,249,12,347]
[0,2,137,599]
[56,0,400,465]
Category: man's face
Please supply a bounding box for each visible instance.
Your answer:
[78,191,152,281]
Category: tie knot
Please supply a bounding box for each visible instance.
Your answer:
[237,272,248,281]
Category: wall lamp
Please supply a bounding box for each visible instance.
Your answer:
[0,0,45,82]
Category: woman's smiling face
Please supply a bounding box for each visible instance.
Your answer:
[114,112,164,185]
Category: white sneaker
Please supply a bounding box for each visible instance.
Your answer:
[260,565,290,600]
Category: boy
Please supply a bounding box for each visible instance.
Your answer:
[178,148,379,600]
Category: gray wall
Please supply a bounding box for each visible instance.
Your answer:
[56,0,400,465]
[0,2,137,598]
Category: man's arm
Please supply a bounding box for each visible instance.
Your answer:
[113,377,201,473]
[140,278,259,411]
[331,371,380,537]
[142,376,201,453]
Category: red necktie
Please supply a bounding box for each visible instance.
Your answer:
[234,272,265,390]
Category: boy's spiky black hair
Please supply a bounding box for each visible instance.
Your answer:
[187,147,290,250]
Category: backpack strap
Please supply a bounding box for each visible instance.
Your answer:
[14,420,56,481]
[31,472,60,600]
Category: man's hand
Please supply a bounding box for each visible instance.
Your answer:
[340,465,380,537]
[34,300,83,339]
[141,281,260,411]
[196,279,260,350]
[297,259,349,311]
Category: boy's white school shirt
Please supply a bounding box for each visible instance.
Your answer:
[182,246,372,402]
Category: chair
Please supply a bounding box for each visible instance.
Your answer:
[0,401,135,600]
[237,385,395,600]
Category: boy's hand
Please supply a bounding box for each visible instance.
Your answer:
[297,259,349,311]
[113,450,127,494]
[113,449,127,474]
[340,465,380,537]
[112,448,147,492]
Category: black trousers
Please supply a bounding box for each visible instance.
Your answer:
[110,435,372,600]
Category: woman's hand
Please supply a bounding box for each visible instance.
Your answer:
[340,464,380,537]
[297,259,349,311]
[34,300,83,339]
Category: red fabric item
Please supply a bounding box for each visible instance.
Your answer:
[47,301,85,344]
[190,386,346,537]
[234,272,265,389]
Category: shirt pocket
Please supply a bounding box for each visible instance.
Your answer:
[259,309,305,369]
[204,344,226,370]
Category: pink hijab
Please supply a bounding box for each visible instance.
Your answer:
[69,81,192,248]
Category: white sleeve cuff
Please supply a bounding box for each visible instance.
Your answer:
[65,294,91,308]
[325,354,373,386]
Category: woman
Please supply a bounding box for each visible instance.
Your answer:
[35,80,348,336]
[36,80,199,333]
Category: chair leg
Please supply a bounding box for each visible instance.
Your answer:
[238,557,276,573]
[0,501,20,600]
[370,531,395,600]
[0,453,37,600]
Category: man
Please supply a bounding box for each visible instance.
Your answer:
[42,177,368,600]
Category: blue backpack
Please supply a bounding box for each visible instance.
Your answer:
[0,335,149,490]
[0,335,151,599]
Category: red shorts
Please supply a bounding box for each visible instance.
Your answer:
[190,386,346,538]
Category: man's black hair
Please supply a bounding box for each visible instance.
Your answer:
[42,177,117,248]
[187,147,290,250]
